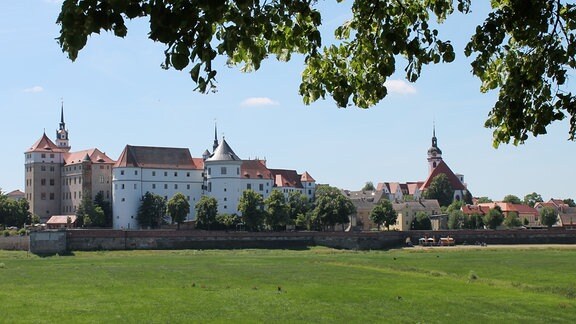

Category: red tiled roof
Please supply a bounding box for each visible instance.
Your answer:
[241,160,272,179]
[26,133,63,153]
[192,158,204,170]
[115,145,200,169]
[461,204,488,215]
[477,202,538,216]
[420,160,466,191]
[300,171,315,182]
[64,148,115,165]
[46,215,77,225]
[376,182,390,192]
[269,169,303,188]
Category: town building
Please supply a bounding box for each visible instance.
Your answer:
[375,127,469,203]
[112,129,316,229]
[24,106,114,222]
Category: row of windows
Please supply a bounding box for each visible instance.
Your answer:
[207,167,240,176]
[62,191,82,200]
[115,183,194,190]
[119,170,193,177]
[35,165,56,172]
[40,192,55,200]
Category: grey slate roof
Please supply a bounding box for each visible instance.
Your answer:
[206,139,241,162]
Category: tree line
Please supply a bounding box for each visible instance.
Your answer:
[0,190,36,229]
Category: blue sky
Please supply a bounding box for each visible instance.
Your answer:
[1,0,575,201]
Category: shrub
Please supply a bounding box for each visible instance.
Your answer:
[3,230,10,237]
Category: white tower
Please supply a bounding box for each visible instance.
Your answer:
[204,138,243,214]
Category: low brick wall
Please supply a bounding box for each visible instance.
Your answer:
[0,236,29,251]
[25,228,576,254]
[404,229,576,245]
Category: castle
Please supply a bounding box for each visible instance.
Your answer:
[25,108,316,229]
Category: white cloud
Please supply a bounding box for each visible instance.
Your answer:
[384,79,417,95]
[23,86,44,93]
[240,97,279,107]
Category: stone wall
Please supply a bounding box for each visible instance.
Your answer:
[24,228,576,254]
[404,229,576,245]
[30,231,67,254]
[0,236,29,251]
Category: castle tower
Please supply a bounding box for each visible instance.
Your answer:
[427,125,443,174]
[56,103,70,152]
[24,132,64,222]
[204,137,243,214]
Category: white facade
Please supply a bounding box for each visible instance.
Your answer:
[112,166,203,229]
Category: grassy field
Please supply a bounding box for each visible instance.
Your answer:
[0,246,575,323]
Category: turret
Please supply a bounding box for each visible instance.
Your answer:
[56,102,70,151]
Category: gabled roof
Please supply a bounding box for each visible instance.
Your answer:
[462,204,488,215]
[269,169,303,188]
[64,148,115,165]
[420,160,466,191]
[241,160,273,179]
[477,202,539,216]
[26,133,63,153]
[115,145,200,169]
[206,138,241,162]
[47,215,77,225]
[376,182,390,192]
[300,171,315,182]
[6,190,25,200]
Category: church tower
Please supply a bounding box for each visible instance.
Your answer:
[427,125,443,174]
[55,103,70,152]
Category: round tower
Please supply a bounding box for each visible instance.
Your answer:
[204,138,243,215]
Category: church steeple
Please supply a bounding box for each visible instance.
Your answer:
[427,124,442,173]
[212,122,219,153]
[56,101,70,151]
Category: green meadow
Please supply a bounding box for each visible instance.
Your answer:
[0,246,575,323]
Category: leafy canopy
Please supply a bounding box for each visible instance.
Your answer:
[57,0,576,146]
[370,199,397,230]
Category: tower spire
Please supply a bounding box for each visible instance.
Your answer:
[56,100,70,151]
[59,100,65,129]
[212,120,219,152]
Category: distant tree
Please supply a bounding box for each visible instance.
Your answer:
[448,210,466,230]
[369,199,397,231]
[137,192,167,229]
[484,208,504,230]
[411,211,431,230]
[313,185,355,231]
[287,191,311,225]
[76,193,96,227]
[264,190,290,231]
[523,218,530,226]
[238,190,265,231]
[463,190,473,205]
[166,193,190,230]
[215,213,239,231]
[563,198,576,207]
[503,195,522,204]
[503,211,522,228]
[468,213,485,229]
[295,211,315,231]
[540,206,558,228]
[523,192,543,207]
[94,191,112,227]
[476,197,493,203]
[423,174,453,207]
[0,196,31,229]
[362,181,375,191]
[446,200,464,215]
[195,196,218,230]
